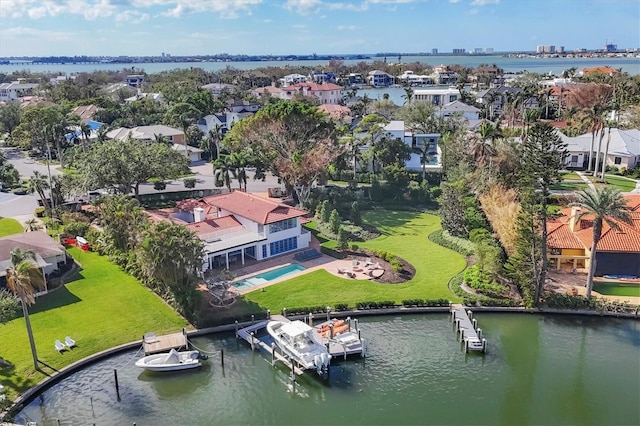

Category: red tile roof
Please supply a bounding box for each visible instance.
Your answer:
[582,66,620,74]
[547,195,640,253]
[292,82,343,92]
[185,216,242,237]
[176,199,217,219]
[202,191,307,225]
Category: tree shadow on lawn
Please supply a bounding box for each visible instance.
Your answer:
[198,294,266,328]
[29,284,82,315]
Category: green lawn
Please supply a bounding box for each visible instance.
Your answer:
[0,248,189,398]
[604,175,637,192]
[550,182,588,191]
[244,211,465,311]
[0,217,23,236]
[560,172,582,180]
[593,282,640,297]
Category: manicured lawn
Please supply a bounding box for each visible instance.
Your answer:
[0,248,189,398]
[560,172,582,180]
[593,282,640,297]
[244,211,465,311]
[0,217,23,236]
[604,175,637,192]
[550,182,588,191]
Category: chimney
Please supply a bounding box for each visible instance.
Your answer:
[569,207,581,232]
[193,207,206,223]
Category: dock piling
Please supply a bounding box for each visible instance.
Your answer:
[282,307,287,317]
[472,318,478,330]
[250,332,255,351]
[251,314,255,325]
[308,312,313,326]
[220,349,224,367]
[235,320,239,338]
[267,309,271,319]
[113,369,120,401]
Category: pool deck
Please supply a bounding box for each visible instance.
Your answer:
[228,243,383,295]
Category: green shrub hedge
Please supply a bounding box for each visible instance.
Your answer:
[429,229,475,256]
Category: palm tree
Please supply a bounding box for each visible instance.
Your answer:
[580,105,604,173]
[6,248,46,370]
[24,218,43,232]
[412,139,432,180]
[79,122,92,153]
[207,124,224,160]
[402,87,414,105]
[599,122,616,182]
[571,187,632,299]
[26,171,50,209]
[228,151,248,191]
[213,155,233,192]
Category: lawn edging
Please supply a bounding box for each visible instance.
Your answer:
[5,305,639,420]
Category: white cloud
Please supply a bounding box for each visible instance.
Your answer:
[292,24,307,29]
[470,0,500,5]
[116,9,149,23]
[2,0,116,20]
[285,0,322,15]
[337,25,358,31]
[159,0,262,18]
[0,26,74,41]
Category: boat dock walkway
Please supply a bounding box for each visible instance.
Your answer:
[450,305,487,353]
[142,329,188,355]
[235,313,365,375]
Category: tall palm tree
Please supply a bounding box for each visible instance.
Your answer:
[571,187,632,299]
[207,124,224,160]
[599,122,616,182]
[402,87,414,105]
[228,151,248,191]
[26,171,50,209]
[6,248,46,370]
[79,122,92,153]
[581,105,604,173]
[412,139,432,180]
[213,155,233,192]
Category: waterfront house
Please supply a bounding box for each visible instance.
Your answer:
[0,80,39,102]
[252,85,290,100]
[547,195,640,276]
[125,91,163,103]
[280,74,307,86]
[0,231,67,294]
[147,191,311,271]
[201,82,235,96]
[308,71,336,84]
[71,104,99,123]
[430,65,458,85]
[397,70,433,86]
[291,82,343,104]
[412,87,460,106]
[339,73,366,87]
[318,104,352,122]
[367,70,395,87]
[563,128,640,170]
[437,100,481,121]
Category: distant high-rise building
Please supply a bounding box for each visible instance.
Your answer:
[557,46,564,53]
[452,48,466,55]
[536,45,545,53]
[474,48,483,54]
[536,45,556,53]
[432,48,438,55]
[161,52,165,57]
[605,43,617,52]
[486,48,494,54]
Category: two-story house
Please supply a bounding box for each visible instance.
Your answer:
[412,87,460,106]
[291,82,343,104]
[367,70,395,87]
[0,80,39,102]
[147,191,311,271]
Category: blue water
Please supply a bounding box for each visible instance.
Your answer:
[233,263,306,291]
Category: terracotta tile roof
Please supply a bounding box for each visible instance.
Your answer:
[546,195,640,253]
[176,199,217,219]
[185,216,242,237]
[202,191,307,225]
[582,66,620,74]
[292,82,343,91]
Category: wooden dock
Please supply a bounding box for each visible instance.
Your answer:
[142,330,188,355]
[450,306,487,353]
[236,318,305,375]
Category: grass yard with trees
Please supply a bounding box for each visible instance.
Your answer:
[244,210,465,311]
[0,218,23,237]
[0,247,189,399]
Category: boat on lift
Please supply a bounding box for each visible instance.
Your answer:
[266,320,331,374]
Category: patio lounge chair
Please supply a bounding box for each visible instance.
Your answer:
[54,340,66,353]
[338,268,348,275]
[65,336,76,348]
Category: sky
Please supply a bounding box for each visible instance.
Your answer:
[0,0,639,57]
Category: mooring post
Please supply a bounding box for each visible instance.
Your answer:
[361,338,366,358]
[354,318,359,331]
[472,318,478,330]
[271,343,276,365]
[326,306,331,322]
[251,314,255,325]
[250,332,255,351]
[234,320,239,338]
[267,309,271,319]
[220,349,224,367]
[114,369,120,401]
[477,328,483,341]
[467,310,473,320]
[329,324,334,339]
[308,312,313,327]
[347,316,351,331]
[283,307,287,317]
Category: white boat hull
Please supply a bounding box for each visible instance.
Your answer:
[135,349,205,372]
[267,320,331,374]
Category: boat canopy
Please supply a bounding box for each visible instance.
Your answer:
[281,321,313,337]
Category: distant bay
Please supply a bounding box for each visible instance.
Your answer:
[1,55,639,75]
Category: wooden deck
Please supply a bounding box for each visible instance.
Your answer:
[143,331,188,355]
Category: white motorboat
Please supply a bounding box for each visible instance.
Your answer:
[267,320,331,374]
[135,349,208,372]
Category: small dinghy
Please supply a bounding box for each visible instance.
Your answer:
[135,348,208,372]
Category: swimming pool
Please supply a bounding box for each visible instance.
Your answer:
[232,263,306,291]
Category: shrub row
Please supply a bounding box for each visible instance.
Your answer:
[429,229,475,256]
[402,298,450,307]
[542,293,639,314]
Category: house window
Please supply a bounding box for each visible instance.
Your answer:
[571,155,578,163]
[449,95,458,102]
[269,237,298,256]
[269,218,297,233]
[262,244,267,258]
[614,157,622,165]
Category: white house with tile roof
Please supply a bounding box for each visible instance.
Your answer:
[147,191,311,271]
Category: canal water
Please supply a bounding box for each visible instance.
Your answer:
[16,314,640,425]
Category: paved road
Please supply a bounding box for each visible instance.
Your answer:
[0,151,283,217]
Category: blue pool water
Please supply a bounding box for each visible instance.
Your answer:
[232,263,306,291]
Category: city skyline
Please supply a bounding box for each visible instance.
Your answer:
[0,0,638,57]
